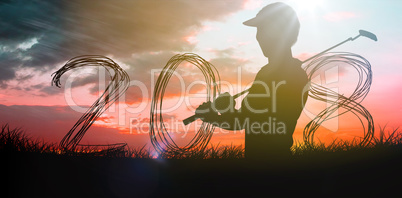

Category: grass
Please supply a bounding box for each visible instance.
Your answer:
[0,124,245,159]
[155,144,245,159]
[292,126,402,157]
[5,124,402,197]
[2,123,402,159]
[0,124,56,154]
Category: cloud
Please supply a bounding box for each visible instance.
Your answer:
[243,0,263,10]
[294,52,316,62]
[208,48,256,86]
[118,47,257,104]
[0,104,86,142]
[0,57,16,88]
[0,0,244,87]
[0,104,148,146]
[323,11,358,22]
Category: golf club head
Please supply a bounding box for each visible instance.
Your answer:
[359,30,378,41]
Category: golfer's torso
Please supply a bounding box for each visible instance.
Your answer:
[241,59,308,135]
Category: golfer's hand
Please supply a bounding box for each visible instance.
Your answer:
[213,92,236,114]
[195,101,218,122]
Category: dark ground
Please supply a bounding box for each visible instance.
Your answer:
[5,148,402,198]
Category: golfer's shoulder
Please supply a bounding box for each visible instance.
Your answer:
[291,58,308,81]
[292,58,302,67]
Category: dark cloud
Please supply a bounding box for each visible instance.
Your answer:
[70,74,100,88]
[0,65,15,88]
[0,51,20,87]
[26,71,100,96]
[38,85,63,96]
[0,0,244,87]
[0,1,64,45]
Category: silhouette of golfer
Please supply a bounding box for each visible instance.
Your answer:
[196,2,309,159]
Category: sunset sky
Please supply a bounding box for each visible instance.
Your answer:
[1,0,401,149]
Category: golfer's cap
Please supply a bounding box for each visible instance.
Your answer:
[243,2,296,27]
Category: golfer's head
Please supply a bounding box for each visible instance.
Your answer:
[244,2,300,54]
